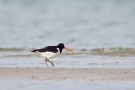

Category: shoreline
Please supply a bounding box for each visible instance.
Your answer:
[0,67,135,81]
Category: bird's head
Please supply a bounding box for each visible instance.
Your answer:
[57,43,73,54]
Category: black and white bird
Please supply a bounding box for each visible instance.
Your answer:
[31,43,73,68]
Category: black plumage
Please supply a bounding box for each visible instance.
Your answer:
[31,46,58,53]
[31,43,65,54]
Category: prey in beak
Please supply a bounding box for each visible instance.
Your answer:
[64,46,73,54]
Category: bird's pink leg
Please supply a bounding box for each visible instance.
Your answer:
[47,59,54,67]
[45,59,49,68]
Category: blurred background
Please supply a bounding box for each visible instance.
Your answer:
[0,0,135,50]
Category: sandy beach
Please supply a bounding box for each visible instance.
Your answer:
[0,53,135,90]
[0,68,135,81]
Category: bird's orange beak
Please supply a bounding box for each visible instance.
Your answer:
[64,46,73,54]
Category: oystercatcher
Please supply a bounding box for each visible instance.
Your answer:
[31,43,73,68]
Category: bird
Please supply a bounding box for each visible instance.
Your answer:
[31,43,73,68]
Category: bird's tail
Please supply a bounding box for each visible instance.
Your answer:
[31,49,37,52]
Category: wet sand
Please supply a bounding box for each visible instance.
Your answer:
[0,68,135,81]
[0,54,135,90]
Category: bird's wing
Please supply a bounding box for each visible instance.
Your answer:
[35,46,58,53]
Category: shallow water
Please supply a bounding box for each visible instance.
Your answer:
[0,0,135,49]
[0,81,135,90]
[0,51,135,68]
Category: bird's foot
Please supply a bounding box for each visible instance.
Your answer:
[51,62,54,67]
[45,59,49,68]
[46,65,49,68]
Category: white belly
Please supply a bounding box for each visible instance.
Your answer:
[38,52,58,59]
